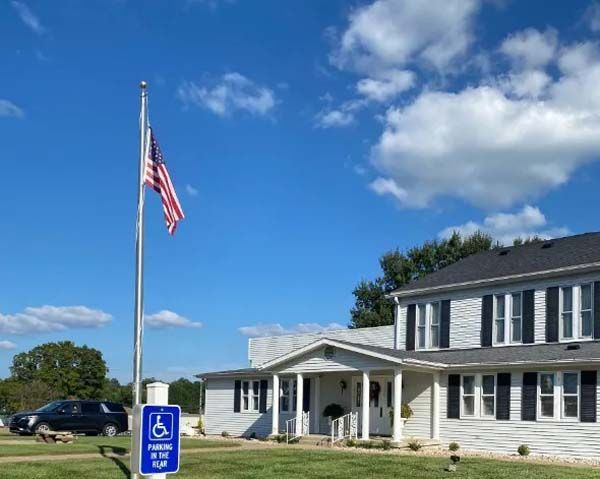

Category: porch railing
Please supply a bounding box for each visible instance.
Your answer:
[286,411,310,444]
[330,412,358,444]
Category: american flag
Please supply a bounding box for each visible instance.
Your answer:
[144,128,184,235]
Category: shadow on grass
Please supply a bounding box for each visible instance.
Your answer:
[98,445,129,478]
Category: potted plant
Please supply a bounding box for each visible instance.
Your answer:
[323,403,345,426]
[389,403,413,427]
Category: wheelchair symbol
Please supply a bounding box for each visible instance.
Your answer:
[149,413,173,441]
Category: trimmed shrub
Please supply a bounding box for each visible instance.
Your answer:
[407,439,422,451]
[221,431,230,438]
[346,438,357,448]
[448,442,460,452]
[518,444,530,456]
[322,403,345,420]
[382,439,392,450]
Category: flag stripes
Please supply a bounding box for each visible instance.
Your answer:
[144,128,184,234]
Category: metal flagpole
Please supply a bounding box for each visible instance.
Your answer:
[132,81,148,479]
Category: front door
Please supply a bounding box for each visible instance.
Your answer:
[352,376,392,436]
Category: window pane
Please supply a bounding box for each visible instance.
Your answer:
[495,319,505,343]
[563,373,578,394]
[540,397,554,417]
[496,296,505,318]
[418,327,426,348]
[482,397,495,416]
[562,287,573,312]
[243,397,249,410]
[581,284,592,310]
[582,311,593,337]
[253,381,259,395]
[281,396,289,412]
[431,302,440,324]
[430,326,439,348]
[242,381,249,394]
[418,305,427,326]
[540,374,554,394]
[482,375,495,395]
[463,376,475,395]
[462,396,475,416]
[512,318,522,342]
[564,396,578,418]
[512,293,522,316]
[562,313,573,338]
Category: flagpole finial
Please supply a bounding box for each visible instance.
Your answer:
[140,80,148,90]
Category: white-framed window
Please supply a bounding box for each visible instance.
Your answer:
[481,375,496,417]
[430,302,440,348]
[280,379,297,413]
[494,295,506,344]
[511,292,522,343]
[241,380,261,412]
[562,372,579,419]
[538,373,556,419]
[416,301,441,350]
[559,284,594,341]
[561,287,574,339]
[580,284,593,338]
[461,375,476,417]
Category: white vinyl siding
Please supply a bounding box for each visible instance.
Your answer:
[440,370,600,457]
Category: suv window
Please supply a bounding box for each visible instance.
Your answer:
[101,402,126,413]
[60,402,81,414]
[81,402,100,414]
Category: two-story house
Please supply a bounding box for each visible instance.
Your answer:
[199,233,600,457]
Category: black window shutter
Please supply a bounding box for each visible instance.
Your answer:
[481,295,493,347]
[440,300,451,349]
[580,371,597,423]
[447,374,460,419]
[496,373,511,420]
[521,372,537,421]
[546,287,559,342]
[522,290,535,344]
[233,380,241,413]
[594,283,600,340]
[406,304,416,351]
[302,378,311,412]
[259,380,268,413]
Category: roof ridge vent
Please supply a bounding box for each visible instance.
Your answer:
[541,241,554,249]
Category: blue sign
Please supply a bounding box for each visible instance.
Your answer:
[138,404,181,475]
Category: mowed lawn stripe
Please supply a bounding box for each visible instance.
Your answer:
[1,448,599,479]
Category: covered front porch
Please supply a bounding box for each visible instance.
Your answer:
[260,339,442,444]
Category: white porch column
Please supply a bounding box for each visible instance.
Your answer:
[361,370,370,440]
[313,376,321,434]
[295,373,303,433]
[431,372,440,440]
[392,368,403,444]
[271,374,280,436]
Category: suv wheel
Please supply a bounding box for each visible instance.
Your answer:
[35,422,51,434]
[102,423,118,437]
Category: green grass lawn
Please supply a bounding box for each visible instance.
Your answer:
[0,434,237,457]
[1,448,598,479]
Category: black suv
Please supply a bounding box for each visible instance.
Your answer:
[8,400,128,436]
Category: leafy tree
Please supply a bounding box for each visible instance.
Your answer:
[0,379,58,414]
[169,378,203,413]
[10,341,108,399]
[350,231,493,328]
[512,235,544,246]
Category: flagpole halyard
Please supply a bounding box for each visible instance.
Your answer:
[131,80,148,479]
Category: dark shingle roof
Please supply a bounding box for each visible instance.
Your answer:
[197,368,263,379]
[392,232,600,295]
[334,339,600,366]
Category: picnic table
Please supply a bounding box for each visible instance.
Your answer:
[35,431,76,444]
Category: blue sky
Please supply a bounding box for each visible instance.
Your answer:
[3,0,600,382]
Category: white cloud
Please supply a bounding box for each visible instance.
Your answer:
[370,75,600,209]
[185,184,198,197]
[356,69,415,102]
[145,310,202,329]
[439,205,571,245]
[0,99,24,119]
[177,73,276,117]
[332,0,480,73]
[315,109,355,128]
[500,28,557,70]
[0,340,17,350]
[238,322,345,338]
[0,306,112,335]
[11,1,44,35]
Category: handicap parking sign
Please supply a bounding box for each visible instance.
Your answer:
[133,404,181,475]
